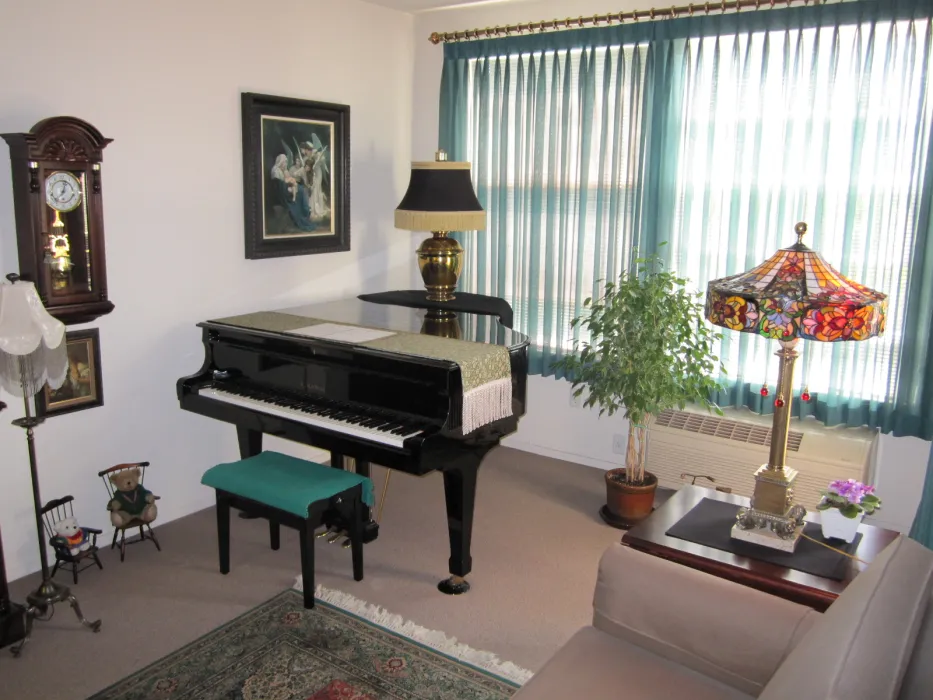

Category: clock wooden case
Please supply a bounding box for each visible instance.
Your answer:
[2,116,115,324]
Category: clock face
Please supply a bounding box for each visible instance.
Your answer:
[45,171,83,212]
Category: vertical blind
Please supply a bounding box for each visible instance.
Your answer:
[445,44,650,375]
[440,0,933,439]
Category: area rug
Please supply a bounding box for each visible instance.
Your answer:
[87,584,531,699]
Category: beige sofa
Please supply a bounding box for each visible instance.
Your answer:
[514,535,932,699]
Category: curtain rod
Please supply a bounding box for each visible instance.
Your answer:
[428,0,824,44]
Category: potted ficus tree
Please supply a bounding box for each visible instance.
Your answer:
[553,250,724,527]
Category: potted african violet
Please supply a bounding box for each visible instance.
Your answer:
[553,250,724,527]
[816,478,882,543]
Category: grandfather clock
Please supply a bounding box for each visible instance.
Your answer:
[0,400,27,649]
[2,117,115,324]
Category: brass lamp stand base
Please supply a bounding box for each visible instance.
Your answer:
[10,578,101,657]
[732,465,807,553]
[730,338,807,553]
[731,521,804,552]
[417,231,463,302]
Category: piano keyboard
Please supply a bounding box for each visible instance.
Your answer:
[199,385,426,449]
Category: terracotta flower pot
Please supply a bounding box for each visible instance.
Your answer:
[605,468,658,525]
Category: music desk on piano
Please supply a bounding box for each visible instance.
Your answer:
[177,297,528,594]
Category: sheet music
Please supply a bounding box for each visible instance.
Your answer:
[290,323,396,343]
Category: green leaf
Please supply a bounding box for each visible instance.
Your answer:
[840,504,861,519]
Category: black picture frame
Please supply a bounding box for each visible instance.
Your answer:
[36,328,103,417]
[241,92,351,259]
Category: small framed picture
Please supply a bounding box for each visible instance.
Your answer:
[241,92,351,259]
[36,328,103,417]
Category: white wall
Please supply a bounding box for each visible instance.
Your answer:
[0,0,415,581]
[411,0,932,532]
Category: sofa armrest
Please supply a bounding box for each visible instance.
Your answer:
[594,544,820,696]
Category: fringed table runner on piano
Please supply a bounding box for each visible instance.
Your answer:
[212,311,512,434]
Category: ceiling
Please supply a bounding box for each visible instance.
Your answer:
[363,0,524,13]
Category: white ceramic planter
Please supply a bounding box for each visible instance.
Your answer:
[820,508,863,543]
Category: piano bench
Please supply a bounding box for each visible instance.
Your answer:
[200,451,375,609]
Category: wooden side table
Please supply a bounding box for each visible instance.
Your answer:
[621,485,899,611]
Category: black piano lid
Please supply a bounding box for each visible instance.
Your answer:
[203,297,529,351]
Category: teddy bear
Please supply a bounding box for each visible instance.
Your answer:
[53,516,93,556]
[107,467,158,527]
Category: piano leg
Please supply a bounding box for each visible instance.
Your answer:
[438,457,480,595]
[236,427,263,520]
[237,427,262,458]
[353,460,380,544]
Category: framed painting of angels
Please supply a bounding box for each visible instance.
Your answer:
[241,92,350,259]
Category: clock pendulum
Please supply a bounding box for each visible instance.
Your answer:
[47,210,73,284]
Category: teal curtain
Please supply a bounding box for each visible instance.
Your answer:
[911,445,933,548]
[439,0,933,442]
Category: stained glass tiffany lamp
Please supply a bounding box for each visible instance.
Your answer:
[705,222,887,552]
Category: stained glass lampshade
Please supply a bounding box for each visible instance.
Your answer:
[704,222,887,552]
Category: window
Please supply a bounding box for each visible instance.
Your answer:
[444,11,933,418]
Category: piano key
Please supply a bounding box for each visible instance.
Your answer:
[199,386,424,448]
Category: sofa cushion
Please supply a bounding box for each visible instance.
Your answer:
[512,626,754,700]
[759,535,933,700]
[592,544,819,695]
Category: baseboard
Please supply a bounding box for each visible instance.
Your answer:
[503,439,618,471]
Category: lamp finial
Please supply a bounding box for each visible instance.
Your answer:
[794,221,807,245]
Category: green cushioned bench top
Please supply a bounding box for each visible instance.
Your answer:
[200,451,374,518]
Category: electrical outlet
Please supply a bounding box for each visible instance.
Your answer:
[612,433,627,455]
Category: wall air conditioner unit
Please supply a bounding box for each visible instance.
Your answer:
[646,407,878,510]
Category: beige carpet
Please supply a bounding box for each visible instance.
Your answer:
[4,447,623,699]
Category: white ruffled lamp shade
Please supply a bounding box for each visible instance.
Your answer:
[0,279,67,398]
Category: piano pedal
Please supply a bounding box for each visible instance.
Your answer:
[327,530,345,544]
[340,538,351,549]
[317,526,339,539]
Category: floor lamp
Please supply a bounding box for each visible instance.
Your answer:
[0,274,101,657]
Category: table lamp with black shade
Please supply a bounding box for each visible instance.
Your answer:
[394,149,485,316]
[0,273,101,657]
[705,223,887,552]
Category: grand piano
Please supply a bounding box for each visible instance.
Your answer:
[177,297,528,594]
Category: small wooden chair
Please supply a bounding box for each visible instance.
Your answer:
[98,461,162,562]
[42,496,103,584]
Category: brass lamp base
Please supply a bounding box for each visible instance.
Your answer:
[417,231,463,302]
[731,465,807,552]
[731,520,804,552]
